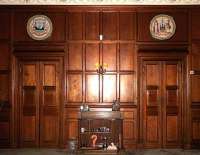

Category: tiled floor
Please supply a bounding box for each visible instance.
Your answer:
[0,149,200,155]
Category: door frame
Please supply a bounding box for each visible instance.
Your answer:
[11,51,64,148]
[138,51,188,148]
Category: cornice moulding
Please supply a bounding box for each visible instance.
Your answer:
[0,0,200,5]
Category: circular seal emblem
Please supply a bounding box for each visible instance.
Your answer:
[27,15,53,40]
[150,14,176,40]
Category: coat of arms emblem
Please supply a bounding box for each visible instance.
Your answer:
[150,14,176,40]
[27,15,53,40]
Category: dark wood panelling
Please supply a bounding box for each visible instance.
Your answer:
[85,12,100,40]
[102,12,117,40]
[137,11,188,42]
[14,12,65,42]
[68,12,83,40]
[0,6,197,149]
[119,12,135,40]
[0,12,10,40]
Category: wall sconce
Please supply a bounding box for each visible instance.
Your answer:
[95,63,108,75]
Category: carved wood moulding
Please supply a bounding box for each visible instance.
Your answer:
[0,0,200,5]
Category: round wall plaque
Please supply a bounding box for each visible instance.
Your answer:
[27,15,53,40]
[150,14,176,40]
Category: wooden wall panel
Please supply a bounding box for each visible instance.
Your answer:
[0,12,10,40]
[64,109,79,145]
[120,43,135,71]
[0,42,10,70]
[85,74,99,103]
[102,43,117,71]
[191,109,200,147]
[85,43,99,71]
[192,121,200,141]
[68,43,83,71]
[85,12,100,40]
[137,11,188,42]
[119,12,135,40]
[68,12,83,40]
[191,76,200,102]
[67,74,82,103]
[191,43,200,70]
[14,12,65,42]
[0,122,10,145]
[191,10,200,40]
[0,73,9,101]
[121,108,137,149]
[120,74,135,103]
[103,74,116,102]
[102,12,117,40]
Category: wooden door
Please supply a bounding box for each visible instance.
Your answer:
[142,61,162,148]
[19,61,40,147]
[19,60,61,147]
[142,60,182,148]
[162,61,182,148]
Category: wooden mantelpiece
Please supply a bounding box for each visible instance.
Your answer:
[79,111,123,120]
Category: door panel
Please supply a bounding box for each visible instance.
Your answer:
[143,62,161,148]
[40,62,60,147]
[163,62,181,147]
[20,62,39,147]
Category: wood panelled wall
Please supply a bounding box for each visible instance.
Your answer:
[0,6,199,149]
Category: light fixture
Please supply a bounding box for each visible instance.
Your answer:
[95,63,108,75]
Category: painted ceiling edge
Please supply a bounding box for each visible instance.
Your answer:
[0,0,200,5]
